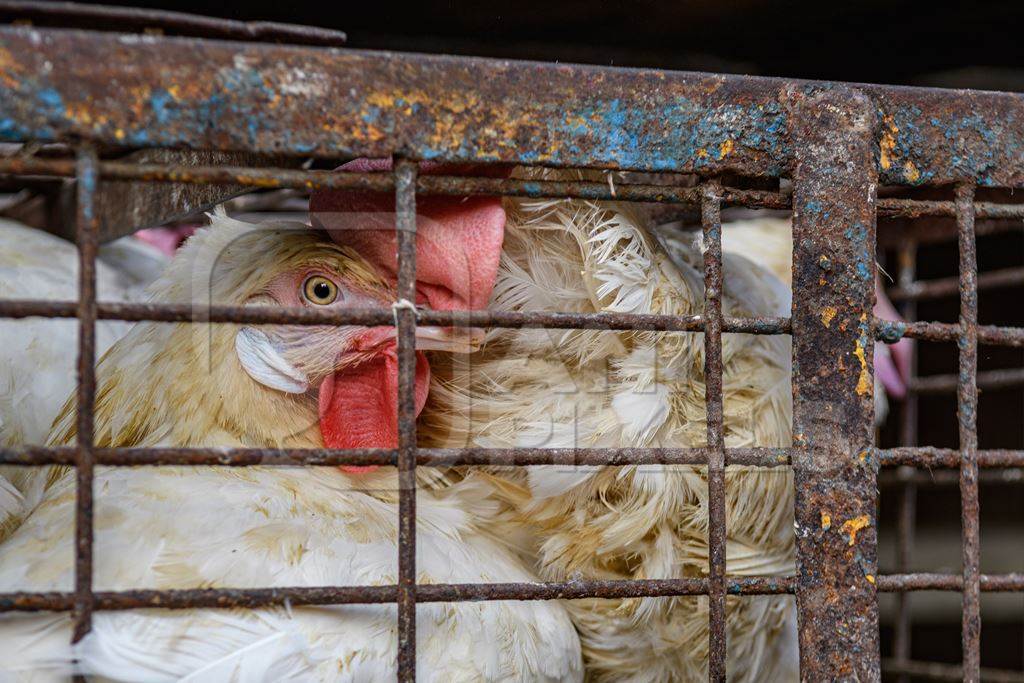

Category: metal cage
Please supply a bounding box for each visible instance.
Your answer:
[0,6,1022,682]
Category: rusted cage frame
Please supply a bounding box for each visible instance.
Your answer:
[0,24,1021,681]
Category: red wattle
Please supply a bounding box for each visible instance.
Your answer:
[318,347,430,473]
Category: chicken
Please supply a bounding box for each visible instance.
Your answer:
[314,167,797,682]
[0,220,149,536]
[0,209,582,681]
[714,216,912,423]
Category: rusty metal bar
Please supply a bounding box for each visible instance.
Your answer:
[956,182,982,682]
[0,445,793,468]
[894,240,918,683]
[0,576,800,614]
[0,298,792,334]
[878,448,1024,468]
[891,320,1024,348]
[889,265,1024,302]
[0,1,348,46]
[0,157,788,209]
[909,366,1024,394]
[4,296,1023,348]
[701,180,726,682]
[6,156,1024,220]
[3,571,1021,615]
[394,158,418,681]
[789,89,880,680]
[882,659,1024,683]
[2,28,1024,184]
[71,145,97,643]
[876,573,1024,592]
[3,444,1019,469]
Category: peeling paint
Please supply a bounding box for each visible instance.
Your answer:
[841,515,871,546]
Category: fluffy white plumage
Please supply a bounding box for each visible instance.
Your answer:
[0,214,582,682]
[422,171,797,682]
[0,220,163,539]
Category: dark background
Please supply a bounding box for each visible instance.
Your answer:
[93,0,1024,90]
[66,0,1024,676]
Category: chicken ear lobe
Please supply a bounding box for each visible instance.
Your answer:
[235,327,309,394]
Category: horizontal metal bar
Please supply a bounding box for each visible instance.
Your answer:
[0,158,790,209]
[893,320,1024,347]
[877,448,1024,468]
[5,445,1017,469]
[4,571,1021,614]
[0,446,793,468]
[876,198,1024,220]
[889,266,1024,302]
[3,298,1022,349]
[0,1,347,46]
[876,573,1024,592]
[4,158,1024,220]
[2,27,1024,184]
[0,576,797,613]
[0,299,792,334]
[908,366,1024,394]
[882,659,1024,683]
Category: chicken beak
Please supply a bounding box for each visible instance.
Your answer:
[414,326,484,353]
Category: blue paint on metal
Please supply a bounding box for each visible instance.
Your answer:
[150,90,174,125]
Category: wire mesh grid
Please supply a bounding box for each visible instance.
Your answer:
[0,24,1021,683]
[1,153,1022,681]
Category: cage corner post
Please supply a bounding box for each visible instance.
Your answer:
[788,87,882,681]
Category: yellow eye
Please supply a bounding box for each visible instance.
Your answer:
[302,276,338,305]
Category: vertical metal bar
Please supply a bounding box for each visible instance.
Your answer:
[394,157,418,682]
[895,240,919,682]
[789,88,881,680]
[955,182,981,682]
[702,181,727,682]
[72,145,98,643]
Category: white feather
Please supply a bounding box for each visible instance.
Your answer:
[235,327,309,394]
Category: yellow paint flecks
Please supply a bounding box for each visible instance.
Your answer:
[853,314,870,396]
[880,114,898,171]
[904,160,920,183]
[866,574,876,585]
[718,139,734,158]
[114,128,125,141]
[841,515,871,546]
[820,511,832,530]
[697,148,709,159]
[820,306,837,328]
[0,47,23,88]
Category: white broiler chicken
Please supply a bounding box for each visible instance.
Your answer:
[314,167,797,682]
[0,206,582,681]
[0,220,165,536]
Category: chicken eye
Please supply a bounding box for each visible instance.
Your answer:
[302,276,339,305]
